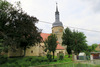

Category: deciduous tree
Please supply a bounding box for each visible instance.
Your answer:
[44,34,57,59]
[62,27,88,57]
[72,30,87,54]
[0,0,42,56]
[62,27,73,57]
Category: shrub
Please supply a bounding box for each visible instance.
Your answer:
[86,56,90,60]
[0,55,8,64]
[47,53,52,62]
[52,58,57,62]
[25,57,32,61]
[59,54,64,60]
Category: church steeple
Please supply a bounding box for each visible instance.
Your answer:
[55,2,60,22]
[56,3,58,12]
[52,3,64,45]
[52,3,63,28]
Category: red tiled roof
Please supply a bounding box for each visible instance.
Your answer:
[56,41,59,43]
[40,33,64,50]
[40,33,50,41]
[56,44,64,50]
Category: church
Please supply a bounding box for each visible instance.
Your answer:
[8,4,66,57]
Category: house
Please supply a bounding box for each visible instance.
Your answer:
[91,52,100,59]
[95,44,100,51]
[91,44,100,59]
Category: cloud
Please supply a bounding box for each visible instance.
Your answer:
[83,0,100,13]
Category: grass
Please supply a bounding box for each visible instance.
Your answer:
[0,55,72,67]
[1,55,100,67]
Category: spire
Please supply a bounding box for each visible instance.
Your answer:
[52,2,63,27]
[55,2,59,22]
[56,2,58,12]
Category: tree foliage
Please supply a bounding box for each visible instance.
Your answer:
[91,43,98,51]
[44,34,57,59]
[0,0,11,54]
[87,43,98,52]
[85,43,98,56]
[62,27,72,57]
[0,0,42,56]
[72,30,88,54]
[62,27,88,56]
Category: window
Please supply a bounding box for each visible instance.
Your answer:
[31,50,33,53]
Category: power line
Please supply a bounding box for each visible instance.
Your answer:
[39,21,100,33]
[39,21,52,24]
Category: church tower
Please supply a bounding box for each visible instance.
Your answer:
[52,3,64,45]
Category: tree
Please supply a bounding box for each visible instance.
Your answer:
[0,0,11,54]
[0,0,42,56]
[62,27,88,57]
[44,34,57,59]
[62,27,73,57]
[14,11,42,56]
[91,43,98,51]
[72,30,88,54]
[86,43,98,53]
[0,39,3,54]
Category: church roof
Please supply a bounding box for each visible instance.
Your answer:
[40,33,64,50]
[40,33,50,41]
[52,21,63,27]
[56,44,64,50]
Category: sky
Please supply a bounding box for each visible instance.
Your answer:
[7,0,100,45]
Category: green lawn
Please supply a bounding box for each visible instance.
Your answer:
[0,55,72,67]
[0,55,100,67]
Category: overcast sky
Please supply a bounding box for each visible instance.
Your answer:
[7,0,100,45]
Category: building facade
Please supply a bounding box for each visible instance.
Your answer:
[91,44,100,59]
[95,44,100,51]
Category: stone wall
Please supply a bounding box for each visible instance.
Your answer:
[8,48,23,57]
[25,44,39,56]
[55,49,66,56]
[52,26,64,45]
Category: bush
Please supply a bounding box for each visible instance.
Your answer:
[86,56,90,60]
[52,58,57,62]
[47,53,52,62]
[59,54,64,60]
[25,57,32,61]
[0,55,8,64]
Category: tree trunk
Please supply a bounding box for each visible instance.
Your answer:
[23,47,26,57]
[53,51,55,59]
